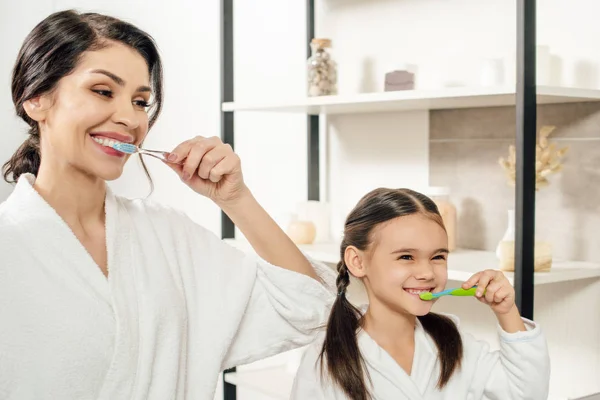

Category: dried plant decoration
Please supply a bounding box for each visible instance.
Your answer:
[498,125,569,190]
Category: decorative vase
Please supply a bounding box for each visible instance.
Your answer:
[497,241,553,272]
[496,209,552,272]
[496,209,515,259]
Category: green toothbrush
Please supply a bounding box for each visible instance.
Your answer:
[419,286,483,301]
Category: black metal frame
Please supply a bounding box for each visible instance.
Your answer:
[220,0,236,399]
[220,0,235,242]
[219,0,538,397]
[307,0,320,201]
[514,0,536,320]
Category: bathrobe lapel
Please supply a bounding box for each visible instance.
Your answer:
[358,319,438,400]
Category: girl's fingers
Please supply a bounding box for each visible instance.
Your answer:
[463,272,482,289]
[493,287,509,304]
[484,281,503,303]
[474,270,496,297]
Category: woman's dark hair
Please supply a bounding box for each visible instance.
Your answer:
[319,188,463,400]
[3,9,163,188]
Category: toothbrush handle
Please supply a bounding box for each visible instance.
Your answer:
[139,149,183,164]
[450,287,478,296]
[434,288,457,297]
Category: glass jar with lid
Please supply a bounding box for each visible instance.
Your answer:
[307,38,337,96]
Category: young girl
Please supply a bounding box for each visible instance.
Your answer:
[0,10,335,400]
[291,188,550,400]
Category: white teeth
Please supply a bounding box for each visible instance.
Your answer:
[405,289,432,295]
[91,136,124,148]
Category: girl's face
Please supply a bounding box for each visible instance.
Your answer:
[347,213,449,317]
[24,41,152,181]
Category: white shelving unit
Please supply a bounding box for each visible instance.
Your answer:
[222,85,600,115]
[224,239,600,286]
[221,83,600,400]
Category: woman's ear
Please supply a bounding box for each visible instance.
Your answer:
[23,95,52,123]
[345,245,367,278]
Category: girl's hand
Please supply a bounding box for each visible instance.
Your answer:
[165,136,249,206]
[462,269,515,315]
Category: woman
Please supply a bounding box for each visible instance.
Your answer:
[0,10,335,400]
[290,188,550,399]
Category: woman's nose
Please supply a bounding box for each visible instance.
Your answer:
[112,101,140,130]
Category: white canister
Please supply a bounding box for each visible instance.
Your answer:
[480,58,505,87]
[503,45,553,86]
[296,201,331,243]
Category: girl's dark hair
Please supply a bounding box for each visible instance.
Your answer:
[3,9,163,188]
[319,188,463,400]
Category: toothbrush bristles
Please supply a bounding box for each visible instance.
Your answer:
[419,292,434,301]
[112,142,137,154]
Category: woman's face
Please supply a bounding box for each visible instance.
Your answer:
[27,41,151,181]
[347,213,449,317]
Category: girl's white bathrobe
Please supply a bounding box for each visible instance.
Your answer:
[291,312,550,400]
[0,174,336,400]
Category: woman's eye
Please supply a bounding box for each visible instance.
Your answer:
[93,89,113,98]
[133,100,151,110]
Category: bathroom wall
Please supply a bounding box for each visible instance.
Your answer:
[430,102,600,263]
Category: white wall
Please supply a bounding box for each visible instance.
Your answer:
[327,110,430,242]
[0,0,316,239]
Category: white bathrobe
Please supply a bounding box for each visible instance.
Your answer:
[0,174,336,400]
[291,313,550,400]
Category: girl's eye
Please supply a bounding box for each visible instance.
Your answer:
[93,89,113,98]
[397,255,413,261]
[432,255,447,261]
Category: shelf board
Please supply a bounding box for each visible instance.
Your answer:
[224,239,600,285]
[223,366,294,399]
[221,85,600,115]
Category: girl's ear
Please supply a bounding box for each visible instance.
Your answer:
[345,245,367,278]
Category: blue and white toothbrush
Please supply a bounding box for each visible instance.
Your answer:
[111,142,182,164]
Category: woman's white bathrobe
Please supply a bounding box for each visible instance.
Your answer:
[291,313,550,400]
[0,174,336,400]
